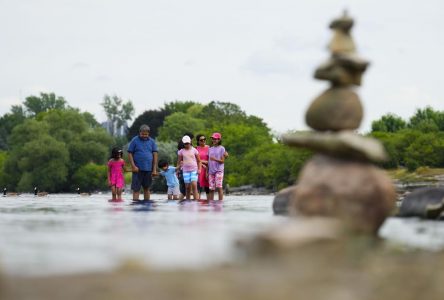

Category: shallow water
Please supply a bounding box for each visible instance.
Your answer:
[1,193,444,277]
[0,194,284,276]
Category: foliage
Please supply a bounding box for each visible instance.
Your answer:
[157,112,205,142]
[371,107,444,171]
[72,163,108,192]
[371,113,406,133]
[24,92,69,116]
[0,105,27,150]
[101,94,135,136]
[127,108,169,139]
[2,107,112,192]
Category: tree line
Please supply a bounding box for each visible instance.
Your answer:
[369,107,444,171]
[1,92,442,193]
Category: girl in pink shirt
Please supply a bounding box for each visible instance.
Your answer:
[108,147,126,201]
[177,135,201,200]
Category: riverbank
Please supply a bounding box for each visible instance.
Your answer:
[2,238,444,300]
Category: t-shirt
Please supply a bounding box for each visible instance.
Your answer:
[127,136,158,171]
[160,166,179,187]
[208,145,226,174]
[178,147,199,172]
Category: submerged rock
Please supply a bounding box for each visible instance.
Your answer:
[398,187,444,219]
[289,154,396,234]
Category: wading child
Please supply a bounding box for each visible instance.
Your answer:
[108,147,125,201]
[128,124,158,202]
[158,159,180,200]
[208,132,228,201]
[177,135,201,200]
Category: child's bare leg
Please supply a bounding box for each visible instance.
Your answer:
[168,194,173,200]
[192,182,199,200]
[173,194,179,200]
[117,188,123,200]
[111,186,117,200]
[217,187,223,201]
[185,184,191,199]
[208,190,215,201]
[132,191,140,201]
[143,187,150,200]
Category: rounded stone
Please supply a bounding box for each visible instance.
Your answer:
[272,186,297,215]
[289,155,396,234]
[305,87,363,131]
[398,187,444,219]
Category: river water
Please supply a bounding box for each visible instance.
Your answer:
[1,193,444,277]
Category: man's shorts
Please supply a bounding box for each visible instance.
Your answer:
[131,171,152,191]
[183,171,198,184]
[167,185,180,196]
[208,172,224,190]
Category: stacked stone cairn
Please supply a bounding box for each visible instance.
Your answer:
[273,12,396,235]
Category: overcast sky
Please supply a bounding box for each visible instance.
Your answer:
[1,0,443,133]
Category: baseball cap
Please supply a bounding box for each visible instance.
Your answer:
[211,132,221,139]
[182,135,191,143]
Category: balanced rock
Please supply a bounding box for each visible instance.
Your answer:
[305,87,363,131]
[398,187,444,219]
[289,154,396,234]
[282,130,387,163]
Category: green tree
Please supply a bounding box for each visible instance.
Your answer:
[101,94,135,136]
[164,101,197,114]
[157,112,205,142]
[128,108,169,139]
[0,105,27,150]
[14,135,69,192]
[371,113,406,133]
[72,163,108,192]
[24,92,68,116]
[408,107,444,131]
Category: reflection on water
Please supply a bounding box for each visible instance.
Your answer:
[0,194,284,276]
[1,194,444,276]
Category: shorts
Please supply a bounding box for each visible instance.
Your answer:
[208,172,224,190]
[131,171,152,191]
[183,171,198,184]
[167,185,180,196]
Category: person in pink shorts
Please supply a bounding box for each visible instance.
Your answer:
[107,147,126,201]
[208,132,228,201]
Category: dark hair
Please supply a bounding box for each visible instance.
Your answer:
[158,159,169,168]
[111,147,123,160]
[196,134,206,143]
[211,138,222,146]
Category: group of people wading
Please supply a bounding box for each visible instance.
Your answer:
[107,125,227,203]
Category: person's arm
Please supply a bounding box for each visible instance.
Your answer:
[152,152,158,176]
[176,153,183,175]
[128,152,139,172]
[196,152,202,174]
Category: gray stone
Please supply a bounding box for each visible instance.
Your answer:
[272,186,297,215]
[282,131,387,163]
[398,187,444,219]
[305,87,363,131]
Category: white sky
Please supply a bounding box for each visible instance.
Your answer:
[1,0,443,134]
